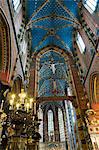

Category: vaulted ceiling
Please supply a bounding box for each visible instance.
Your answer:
[26,0,80,97]
[26,0,80,53]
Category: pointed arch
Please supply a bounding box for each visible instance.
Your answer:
[0,9,11,84]
[48,109,54,142]
[12,75,22,94]
[58,108,65,142]
[38,106,43,142]
[90,72,99,103]
[32,46,72,97]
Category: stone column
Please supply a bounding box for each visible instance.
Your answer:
[43,110,48,142]
[64,100,71,150]
[68,55,93,150]
[53,107,60,142]
[28,57,36,97]
[72,98,93,150]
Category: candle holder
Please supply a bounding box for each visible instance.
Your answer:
[6,89,42,149]
[8,89,36,114]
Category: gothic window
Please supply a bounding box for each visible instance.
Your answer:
[69,101,76,124]
[94,75,99,102]
[65,101,77,149]
[12,0,20,11]
[90,74,99,103]
[38,107,43,142]
[12,77,22,94]
[84,0,98,14]
[48,110,54,142]
[67,87,73,96]
[58,108,65,142]
[76,32,85,54]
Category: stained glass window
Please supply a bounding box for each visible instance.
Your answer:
[84,0,98,14]
[38,107,43,142]
[67,87,73,96]
[76,32,85,54]
[12,0,20,11]
[48,110,54,142]
[58,108,65,142]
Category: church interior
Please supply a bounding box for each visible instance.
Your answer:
[0,0,99,149]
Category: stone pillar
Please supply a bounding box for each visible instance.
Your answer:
[68,55,93,150]
[28,57,36,97]
[53,107,60,142]
[64,101,71,150]
[72,98,93,150]
[43,110,48,142]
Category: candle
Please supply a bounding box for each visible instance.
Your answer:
[34,102,36,115]
[10,99,14,106]
[16,103,20,110]
[1,100,4,110]
[19,89,26,104]
[26,103,30,113]
[30,98,33,109]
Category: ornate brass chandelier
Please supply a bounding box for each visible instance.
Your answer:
[6,89,41,150]
[8,89,36,113]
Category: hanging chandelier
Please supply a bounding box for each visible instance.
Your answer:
[6,89,42,140]
[8,89,36,114]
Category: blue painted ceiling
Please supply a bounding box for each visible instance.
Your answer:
[26,0,80,97]
[26,0,80,53]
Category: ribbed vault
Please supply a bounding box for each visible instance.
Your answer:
[26,0,80,52]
